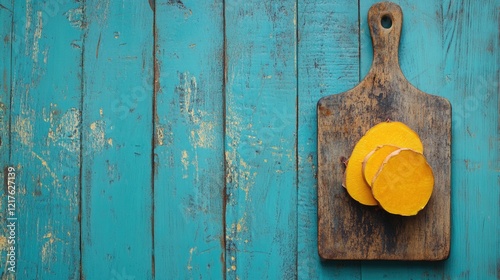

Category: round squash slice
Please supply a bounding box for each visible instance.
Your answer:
[371,149,434,216]
[362,145,399,187]
[344,121,423,206]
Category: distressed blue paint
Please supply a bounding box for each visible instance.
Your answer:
[297,1,361,279]
[9,0,83,278]
[224,1,297,279]
[440,1,498,279]
[153,0,225,278]
[0,0,12,276]
[0,0,497,279]
[81,1,153,279]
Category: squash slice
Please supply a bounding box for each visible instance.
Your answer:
[371,148,434,216]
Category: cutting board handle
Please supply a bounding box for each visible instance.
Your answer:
[368,2,403,74]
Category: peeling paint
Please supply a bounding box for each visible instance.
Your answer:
[106,161,118,183]
[236,214,246,233]
[225,105,259,201]
[41,232,61,265]
[88,120,106,152]
[190,121,215,148]
[47,108,81,153]
[42,49,48,64]
[175,72,219,150]
[230,214,247,235]
[181,150,189,178]
[42,103,54,122]
[32,151,61,187]
[93,0,110,25]
[64,7,84,29]
[156,126,164,146]
[32,11,43,63]
[226,148,256,201]
[178,72,197,122]
[187,247,196,270]
[14,116,33,147]
[178,77,204,124]
[157,123,170,146]
[227,212,249,256]
[0,236,7,250]
[24,0,32,55]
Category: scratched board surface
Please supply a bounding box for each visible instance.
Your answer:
[0,0,498,279]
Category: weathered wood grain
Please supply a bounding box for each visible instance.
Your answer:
[224,1,297,279]
[318,2,451,260]
[81,1,153,279]
[0,0,12,276]
[10,0,83,277]
[153,0,225,278]
[297,0,362,278]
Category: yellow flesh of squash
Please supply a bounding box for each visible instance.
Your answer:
[371,149,434,216]
[362,145,400,187]
[344,122,424,206]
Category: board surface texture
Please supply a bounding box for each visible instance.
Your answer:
[317,2,451,260]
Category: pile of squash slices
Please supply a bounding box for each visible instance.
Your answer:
[343,121,434,216]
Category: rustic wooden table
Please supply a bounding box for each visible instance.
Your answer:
[0,0,497,279]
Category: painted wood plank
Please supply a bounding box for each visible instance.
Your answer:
[9,0,83,278]
[440,1,499,279]
[153,0,225,278]
[297,0,361,278]
[81,1,153,279]
[224,1,297,279]
[0,0,12,276]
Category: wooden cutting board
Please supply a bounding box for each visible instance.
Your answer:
[317,2,451,260]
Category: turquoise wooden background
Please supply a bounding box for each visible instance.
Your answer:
[0,0,498,279]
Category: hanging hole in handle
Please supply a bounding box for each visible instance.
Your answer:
[381,15,392,29]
